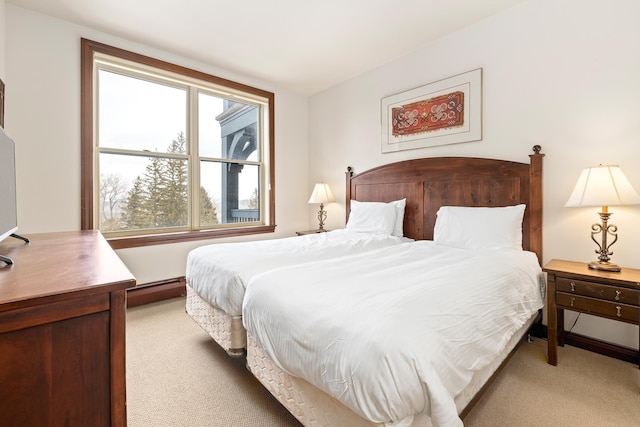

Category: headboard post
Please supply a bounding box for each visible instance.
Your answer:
[345,166,354,224]
[529,145,545,265]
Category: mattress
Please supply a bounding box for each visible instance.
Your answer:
[243,241,544,427]
[186,229,412,317]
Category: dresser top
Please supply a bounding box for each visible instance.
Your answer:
[0,230,135,308]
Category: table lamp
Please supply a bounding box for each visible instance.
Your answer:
[565,165,640,272]
[308,183,334,232]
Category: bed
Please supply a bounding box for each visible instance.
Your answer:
[186,204,412,356]
[242,146,545,427]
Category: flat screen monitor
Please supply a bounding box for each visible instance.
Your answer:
[0,123,18,251]
[0,126,18,243]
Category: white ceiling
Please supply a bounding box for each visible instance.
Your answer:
[7,0,526,96]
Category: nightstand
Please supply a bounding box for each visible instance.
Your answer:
[543,259,640,368]
[295,229,328,236]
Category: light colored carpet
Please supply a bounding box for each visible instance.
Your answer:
[127,297,639,426]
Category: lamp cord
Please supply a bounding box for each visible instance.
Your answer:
[567,313,581,334]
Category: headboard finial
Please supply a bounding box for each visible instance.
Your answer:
[346,166,354,176]
[532,145,541,154]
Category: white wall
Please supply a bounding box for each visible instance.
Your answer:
[4,5,310,284]
[309,0,640,349]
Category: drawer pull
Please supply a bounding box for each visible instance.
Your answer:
[570,282,576,292]
[615,290,621,301]
[570,297,575,307]
[616,306,621,317]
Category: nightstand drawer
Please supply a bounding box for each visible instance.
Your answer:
[556,292,640,323]
[556,277,640,305]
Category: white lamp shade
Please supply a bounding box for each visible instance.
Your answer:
[308,183,335,204]
[565,165,640,208]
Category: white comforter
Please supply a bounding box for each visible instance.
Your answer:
[243,241,544,427]
[186,229,412,316]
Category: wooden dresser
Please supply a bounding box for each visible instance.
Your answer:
[543,259,640,368]
[0,230,135,426]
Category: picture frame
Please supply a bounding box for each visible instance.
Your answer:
[0,77,4,128]
[381,68,482,153]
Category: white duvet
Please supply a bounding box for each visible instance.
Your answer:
[242,241,544,427]
[186,230,412,316]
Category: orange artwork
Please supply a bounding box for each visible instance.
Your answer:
[391,91,464,136]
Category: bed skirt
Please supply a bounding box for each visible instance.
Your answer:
[185,284,246,357]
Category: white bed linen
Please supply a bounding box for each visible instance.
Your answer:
[242,241,544,427]
[186,230,412,316]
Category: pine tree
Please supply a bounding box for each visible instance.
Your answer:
[141,156,167,228]
[117,131,219,230]
[200,186,218,225]
[121,176,150,229]
[160,132,188,227]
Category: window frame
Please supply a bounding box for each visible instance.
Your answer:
[81,38,275,249]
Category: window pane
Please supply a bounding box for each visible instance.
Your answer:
[99,152,189,232]
[199,92,259,161]
[198,92,223,158]
[200,161,260,225]
[98,69,187,153]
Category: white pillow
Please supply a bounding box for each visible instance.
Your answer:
[433,204,526,251]
[346,200,397,235]
[389,198,406,237]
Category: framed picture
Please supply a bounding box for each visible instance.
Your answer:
[0,77,4,128]
[381,68,482,153]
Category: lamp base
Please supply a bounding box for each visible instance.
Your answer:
[588,260,621,272]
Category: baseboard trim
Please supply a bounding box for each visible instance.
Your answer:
[127,277,186,308]
[539,325,639,366]
[564,332,639,365]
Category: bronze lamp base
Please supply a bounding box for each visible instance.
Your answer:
[588,260,621,272]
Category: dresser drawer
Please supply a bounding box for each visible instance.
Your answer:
[556,292,640,324]
[556,277,640,305]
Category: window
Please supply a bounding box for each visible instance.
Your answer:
[81,39,275,249]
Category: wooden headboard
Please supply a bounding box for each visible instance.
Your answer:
[346,146,544,264]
